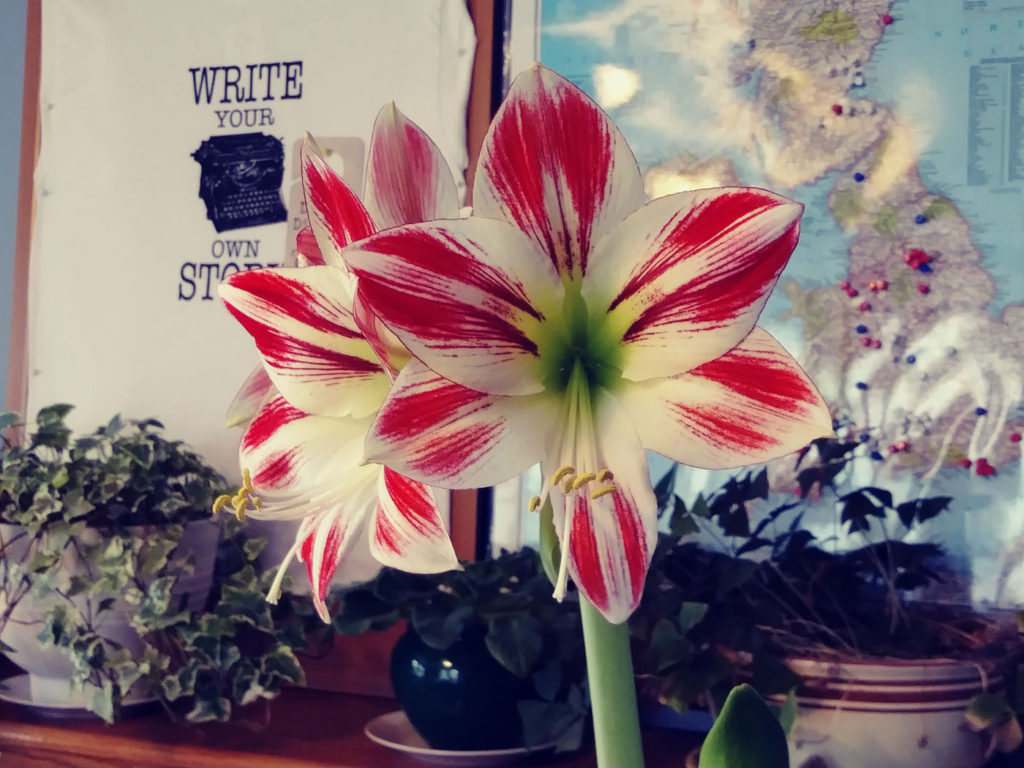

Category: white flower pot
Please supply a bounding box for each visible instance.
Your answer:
[0,519,219,707]
[785,657,998,768]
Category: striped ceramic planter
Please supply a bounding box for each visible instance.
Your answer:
[785,657,1000,768]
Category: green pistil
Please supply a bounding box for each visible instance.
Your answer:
[539,286,622,395]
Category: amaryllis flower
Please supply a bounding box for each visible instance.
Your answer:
[343,66,834,623]
[218,104,461,620]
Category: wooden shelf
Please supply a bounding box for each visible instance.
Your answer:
[0,684,701,768]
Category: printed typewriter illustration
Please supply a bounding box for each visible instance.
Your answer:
[192,133,288,232]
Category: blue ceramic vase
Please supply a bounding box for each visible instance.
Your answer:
[389,625,529,750]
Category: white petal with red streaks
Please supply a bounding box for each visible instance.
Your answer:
[618,328,833,469]
[585,187,802,382]
[301,136,377,269]
[371,468,458,573]
[296,226,326,267]
[549,394,657,624]
[225,365,274,428]
[473,65,644,279]
[353,289,410,381]
[240,397,380,516]
[364,103,460,229]
[297,508,356,622]
[365,359,556,488]
[345,218,562,396]
[219,267,388,419]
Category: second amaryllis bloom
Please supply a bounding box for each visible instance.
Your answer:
[218,105,461,620]
[343,66,834,624]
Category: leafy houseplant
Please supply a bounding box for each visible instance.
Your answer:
[634,437,1024,766]
[329,547,589,752]
[0,405,321,722]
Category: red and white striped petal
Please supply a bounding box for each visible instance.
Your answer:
[619,328,833,469]
[371,468,458,573]
[344,218,562,396]
[296,226,326,267]
[585,187,803,382]
[363,103,460,229]
[301,135,377,269]
[365,359,556,488]
[240,396,379,510]
[225,365,275,428]
[473,65,644,280]
[220,267,389,419]
[549,395,657,624]
[353,289,410,381]
[296,507,360,622]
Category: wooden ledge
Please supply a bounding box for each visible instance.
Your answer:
[0,683,701,767]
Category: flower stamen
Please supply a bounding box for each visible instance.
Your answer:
[213,468,265,522]
[591,484,617,500]
[571,472,597,490]
[551,465,576,485]
[528,495,541,511]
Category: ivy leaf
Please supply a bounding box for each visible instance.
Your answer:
[186,696,231,723]
[262,646,305,686]
[232,660,264,706]
[88,680,119,724]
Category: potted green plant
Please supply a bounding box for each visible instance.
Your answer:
[329,546,588,754]
[634,438,1024,768]
[0,404,321,722]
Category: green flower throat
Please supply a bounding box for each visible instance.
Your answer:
[538,285,623,397]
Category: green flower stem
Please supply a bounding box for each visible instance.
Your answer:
[580,596,644,768]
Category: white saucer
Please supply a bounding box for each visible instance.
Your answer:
[364,710,558,766]
[0,674,157,719]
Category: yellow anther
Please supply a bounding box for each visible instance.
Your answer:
[551,465,576,485]
[597,469,614,482]
[232,495,249,522]
[212,494,233,515]
[242,467,255,493]
[252,495,264,512]
[563,477,576,493]
[571,472,597,490]
[591,485,617,500]
[528,495,541,511]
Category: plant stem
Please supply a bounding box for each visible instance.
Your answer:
[579,596,644,768]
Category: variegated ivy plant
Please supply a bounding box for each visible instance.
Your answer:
[0,405,325,723]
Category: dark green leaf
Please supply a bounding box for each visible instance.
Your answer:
[485,614,544,677]
[861,487,893,508]
[678,602,709,633]
[751,652,802,696]
[654,465,678,514]
[650,618,692,673]
[412,603,473,650]
[531,659,562,702]
[669,504,699,537]
[518,699,583,751]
